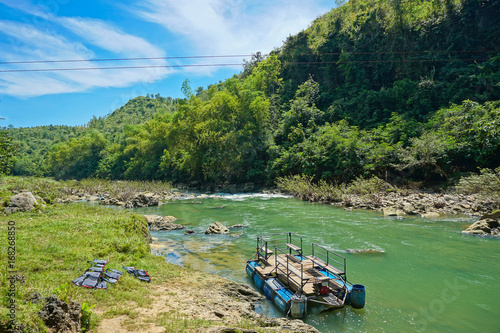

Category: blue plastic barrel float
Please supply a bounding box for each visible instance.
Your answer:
[253,271,265,290]
[246,260,259,279]
[274,287,294,313]
[263,278,283,301]
[350,284,366,309]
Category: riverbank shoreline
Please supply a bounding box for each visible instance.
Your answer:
[3,176,497,219]
[53,185,498,219]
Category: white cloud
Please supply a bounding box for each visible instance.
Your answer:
[0,1,171,97]
[58,17,165,58]
[0,0,332,98]
[134,0,329,55]
[0,18,170,97]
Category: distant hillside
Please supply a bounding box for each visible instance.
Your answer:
[8,95,179,176]
[87,94,179,141]
[8,0,500,186]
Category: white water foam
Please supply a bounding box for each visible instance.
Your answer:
[217,193,293,201]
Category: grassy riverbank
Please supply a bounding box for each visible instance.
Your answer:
[0,203,174,331]
[0,177,315,332]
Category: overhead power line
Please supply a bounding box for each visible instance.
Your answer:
[0,58,493,73]
[0,63,244,73]
[0,49,495,73]
[0,54,253,65]
[0,49,497,66]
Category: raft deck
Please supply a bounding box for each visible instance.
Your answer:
[254,233,348,299]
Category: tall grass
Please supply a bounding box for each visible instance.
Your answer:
[276,175,395,203]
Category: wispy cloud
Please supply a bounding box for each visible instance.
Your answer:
[134,0,328,55]
[0,1,169,97]
[58,17,165,58]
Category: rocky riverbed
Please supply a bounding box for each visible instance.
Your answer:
[51,188,498,218]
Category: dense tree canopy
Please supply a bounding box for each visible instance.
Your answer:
[6,0,500,187]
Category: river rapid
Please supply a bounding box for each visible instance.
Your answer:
[134,194,499,333]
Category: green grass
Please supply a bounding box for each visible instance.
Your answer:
[0,202,180,331]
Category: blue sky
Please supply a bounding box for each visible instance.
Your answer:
[0,0,334,128]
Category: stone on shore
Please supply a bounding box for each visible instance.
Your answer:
[6,192,39,214]
[38,296,81,333]
[205,222,229,234]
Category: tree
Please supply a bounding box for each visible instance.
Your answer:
[0,129,17,176]
[47,131,107,179]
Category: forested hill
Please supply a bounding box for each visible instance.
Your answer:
[7,0,500,188]
[8,95,179,177]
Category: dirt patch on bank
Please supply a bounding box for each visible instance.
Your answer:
[96,269,318,333]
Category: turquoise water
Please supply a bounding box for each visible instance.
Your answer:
[135,194,500,333]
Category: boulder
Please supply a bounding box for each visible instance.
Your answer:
[144,215,185,231]
[463,218,500,236]
[383,207,405,216]
[205,222,229,234]
[402,203,418,215]
[184,229,196,235]
[6,192,38,214]
[126,192,162,208]
[480,210,500,220]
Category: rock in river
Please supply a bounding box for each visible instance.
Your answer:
[205,222,229,234]
[383,207,405,216]
[462,211,500,236]
[144,215,185,231]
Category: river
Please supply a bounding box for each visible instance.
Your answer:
[134,194,499,333]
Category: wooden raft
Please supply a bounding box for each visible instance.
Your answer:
[255,254,331,295]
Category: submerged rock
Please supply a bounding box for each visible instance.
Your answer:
[420,211,441,218]
[345,248,385,254]
[205,222,229,234]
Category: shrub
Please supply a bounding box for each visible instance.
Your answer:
[455,168,500,200]
[344,176,394,195]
